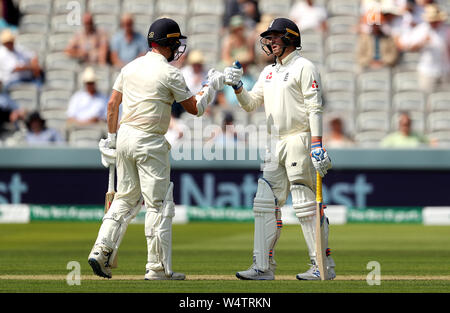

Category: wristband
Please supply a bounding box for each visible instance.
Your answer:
[311,138,322,150]
[232,80,243,90]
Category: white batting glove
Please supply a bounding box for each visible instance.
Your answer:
[104,132,116,149]
[99,138,116,168]
[207,68,225,91]
[310,140,332,177]
[224,66,243,87]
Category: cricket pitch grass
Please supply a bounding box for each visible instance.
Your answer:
[1,222,450,293]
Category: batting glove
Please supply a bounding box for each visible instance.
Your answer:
[105,132,116,149]
[310,140,332,177]
[224,65,243,88]
[207,68,225,91]
[99,138,116,168]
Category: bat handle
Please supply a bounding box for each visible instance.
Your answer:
[108,164,115,193]
[316,171,322,203]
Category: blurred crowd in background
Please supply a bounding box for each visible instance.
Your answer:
[0,0,449,149]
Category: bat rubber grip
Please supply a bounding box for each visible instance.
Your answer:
[316,172,322,203]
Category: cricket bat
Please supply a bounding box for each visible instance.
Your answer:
[104,164,118,268]
[315,171,328,281]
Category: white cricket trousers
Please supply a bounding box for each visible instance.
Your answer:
[262,131,316,206]
[114,123,171,211]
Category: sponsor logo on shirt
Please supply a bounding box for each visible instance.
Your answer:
[312,80,319,90]
[265,72,272,82]
[283,72,289,81]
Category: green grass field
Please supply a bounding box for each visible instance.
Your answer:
[1,222,450,293]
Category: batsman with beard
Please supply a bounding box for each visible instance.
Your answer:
[224,18,335,280]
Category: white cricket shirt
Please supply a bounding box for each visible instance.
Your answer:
[113,51,193,134]
[0,44,35,85]
[237,50,323,138]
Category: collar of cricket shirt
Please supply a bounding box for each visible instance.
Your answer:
[275,50,299,71]
[148,51,168,63]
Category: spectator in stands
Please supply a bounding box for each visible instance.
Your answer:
[0,0,20,31]
[64,12,109,65]
[0,29,43,90]
[208,111,244,146]
[181,50,208,94]
[380,112,428,147]
[110,13,148,69]
[398,4,450,93]
[0,79,25,137]
[323,116,354,148]
[412,0,436,25]
[380,1,404,37]
[223,0,261,29]
[289,0,328,33]
[25,111,63,145]
[357,12,400,71]
[221,15,255,68]
[223,0,242,28]
[394,0,420,47]
[66,67,107,126]
[240,0,261,29]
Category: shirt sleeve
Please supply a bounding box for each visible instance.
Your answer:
[301,62,323,114]
[236,70,265,112]
[167,67,193,103]
[300,62,324,137]
[112,70,124,93]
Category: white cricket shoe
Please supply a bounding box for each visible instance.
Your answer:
[88,245,112,279]
[236,261,276,280]
[144,269,186,280]
[296,258,336,281]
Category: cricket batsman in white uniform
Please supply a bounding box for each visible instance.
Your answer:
[224,18,335,280]
[88,18,224,280]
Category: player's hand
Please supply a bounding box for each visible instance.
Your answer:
[104,132,116,149]
[99,138,116,168]
[224,65,243,86]
[311,147,332,177]
[207,69,225,91]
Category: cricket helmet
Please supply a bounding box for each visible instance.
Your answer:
[259,18,302,56]
[148,18,187,61]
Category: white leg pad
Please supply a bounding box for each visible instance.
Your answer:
[93,196,143,265]
[253,178,281,272]
[291,184,319,262]
[145,182,175,276]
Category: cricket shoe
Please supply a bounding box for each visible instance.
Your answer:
[88,245,112,279]
[144,269,186,280]
[296,260,336,281]
[236,261,276,280]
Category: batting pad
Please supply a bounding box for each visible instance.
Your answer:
[145,182,175,276]
[253,178,280,272]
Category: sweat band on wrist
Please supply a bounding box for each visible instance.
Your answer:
[311,139,322,149]
[232,80,243,90]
